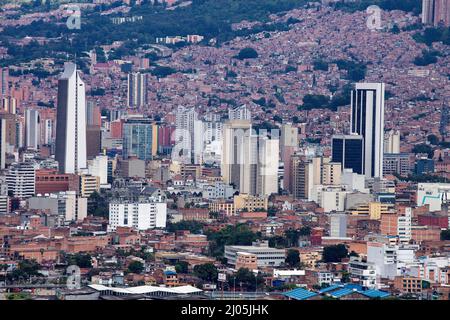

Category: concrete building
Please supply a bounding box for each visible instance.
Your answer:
[127,72,147,108]
[332,134,364,175]
[25,109,40,150]
[28,191,87,226]
[416,183,450,212]
[55,63,87,174]
[257,136,279,196]
[384,130,400,154]
[108,197,167,231]
[233,194,268,212]
[330,213,347,238]
[348,257,378,289]
[221,120,257,195]
[0,118,5,169]
[224,241,285,268]
[79,174,100,198]
[88,155,109,185]
[6,162,36,199]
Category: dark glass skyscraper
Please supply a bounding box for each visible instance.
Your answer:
[332,135,364,175]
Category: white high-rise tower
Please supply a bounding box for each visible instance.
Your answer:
[55,63,87,174]
[350,83,385,178]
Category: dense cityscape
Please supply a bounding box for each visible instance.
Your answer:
[0,0,449,303]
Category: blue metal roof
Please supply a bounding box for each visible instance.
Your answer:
[329,288,358,298]
[360,289,390,298]
[284,288,318,300]
[318,284,343,294]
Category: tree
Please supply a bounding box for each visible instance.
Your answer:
[167,221,204,234]
[88,191,109,218]
[175,261,189,274]
[127,261,144,274]
[323,244,348,263]
[427,134,439,145]
[235,47,258,60]
[440,229,450,240]
[67,253,92,268]
[206,224,260,258]
[412,144,434,158]
[286,249,300,268]
[193,263,218,282]
[229,268,264,291]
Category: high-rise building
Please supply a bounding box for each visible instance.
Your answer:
[0,118,6,169]
[422,0,450,26]
[222,120,258,195]
[1,97,16,114]
[228,105,251,120]
[0,67,8,98]
[332,134,364,175]
[174,106,200,164]
[25,109,40,150]
[350,83,385,178]
[6,162,36,199]
[384,130,400,154]
[257,136,279,196]
[281,123,298,192]
[330,214,347,238]
[86,101,101,126]
[291,155,312,200]
[122,116,153,161]
[108,197,167,231]
[127,72,147,108]
[55,63,87,174]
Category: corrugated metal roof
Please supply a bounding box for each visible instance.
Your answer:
[284,288,318,300]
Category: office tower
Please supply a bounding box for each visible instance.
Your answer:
[15,121,23,150]
[203,118,223,163]
[384,129,400,154]
[222,120,258,195]
[0,112,17,150]
[280,123,298,192]
[25,109,40,150]
[127,72,147,108]
[422,0,436,24]
[0,118,5,169]
[86,125,102,159]
[151,123,158,156]
[122,116,153,161]
[350,83,385,178]
[86,101,101,126]
[228,105,251,120]
[43,119,53,145]
[434,0,450,26]
[291,156,313,200]
[55,63,87,174]
[422,0,450,26]
[330,214,347,238]
[257,136,279,196]
[174,106,199,164]
[332,134,364,175]
[6,162,36,198]
[1,97,16,114]
[0,67,8,98]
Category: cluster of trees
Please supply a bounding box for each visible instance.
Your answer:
[66,253,93,268]
[206,224,260,259]
[166,221,204,234]
[298,92,350,112]
[234,47,259,60]
[412,144,434,158]
[441,230,450,241]
[414,50,441,66]
[333,0,421,14]
[1,260,42,283]
[127,261,144,274]
[268,227,311,248]
[414,27,450,46]
[1,0,315,65]
[88,191,109,218]
[322,244,349,263]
